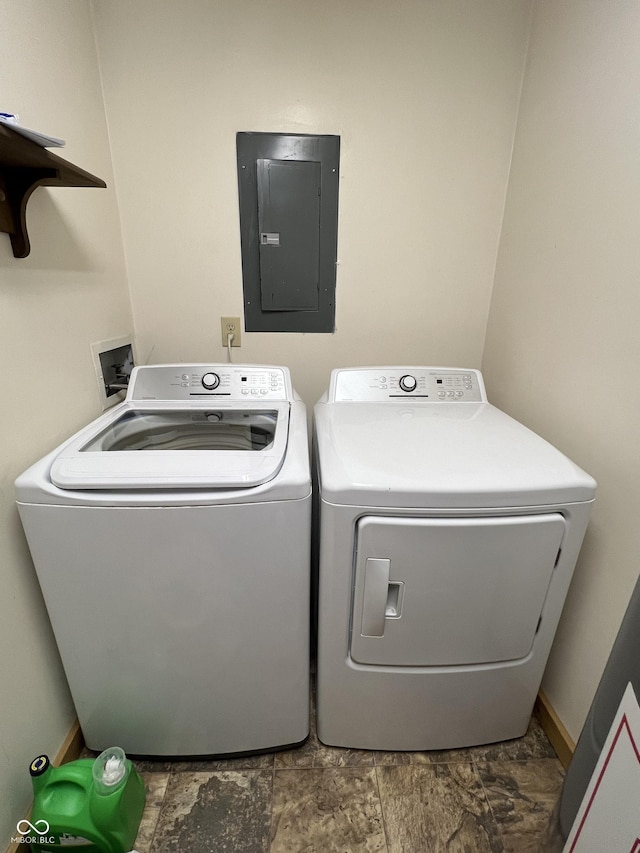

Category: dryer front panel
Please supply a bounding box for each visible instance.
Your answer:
[350,514,566,667]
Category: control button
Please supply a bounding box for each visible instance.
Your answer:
[456,391,464,397]
[399,374,417,392]
[201,372,220,390]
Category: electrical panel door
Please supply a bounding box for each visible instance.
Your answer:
[257,158,321,312]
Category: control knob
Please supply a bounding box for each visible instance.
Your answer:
[399,374,417,392]
[201,372,220,390]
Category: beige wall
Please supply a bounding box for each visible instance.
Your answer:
[1,3,532,843]
[91,0,532,407]
[11,0,634,842]
[483,0,640,740]
[0,0,133,841]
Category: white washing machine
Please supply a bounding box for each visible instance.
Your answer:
[313,367,596,751]
[16,364,310,757]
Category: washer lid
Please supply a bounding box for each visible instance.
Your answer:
[50,402,290,490]
[314,401,596,508]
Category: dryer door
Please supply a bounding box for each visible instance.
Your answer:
[350,514,566,667]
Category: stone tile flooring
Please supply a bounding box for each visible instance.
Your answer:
[113,700,567,853]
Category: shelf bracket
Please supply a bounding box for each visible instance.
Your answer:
[0,123,106,258]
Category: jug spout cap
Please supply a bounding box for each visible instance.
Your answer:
[29,754,51,794]
[30,755,50,777]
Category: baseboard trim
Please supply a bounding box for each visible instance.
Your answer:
[5,719,84,853]
[534,689,575,769]
[53,718,84,765]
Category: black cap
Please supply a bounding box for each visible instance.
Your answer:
[29,755,50,777]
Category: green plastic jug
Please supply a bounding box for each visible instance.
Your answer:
[26,747,146,852]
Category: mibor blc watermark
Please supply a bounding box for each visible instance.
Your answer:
[12,818,55,845]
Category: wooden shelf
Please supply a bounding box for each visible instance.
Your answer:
[0,122,106,258]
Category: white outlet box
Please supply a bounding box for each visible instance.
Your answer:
[221,316,242,347]
[90,335,136,410]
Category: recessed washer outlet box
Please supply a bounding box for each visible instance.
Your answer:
[91,336,136,410]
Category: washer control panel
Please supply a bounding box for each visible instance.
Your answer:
[128,365,290,401]
[330,368,486,402]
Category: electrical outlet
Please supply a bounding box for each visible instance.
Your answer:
[221,316,242,347]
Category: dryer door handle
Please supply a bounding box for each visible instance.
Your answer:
[361,558,391,637]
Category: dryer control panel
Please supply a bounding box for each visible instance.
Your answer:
[329,367,487,402]
[127,365,291,401]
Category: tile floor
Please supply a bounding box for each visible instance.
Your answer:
[91,694,568,852]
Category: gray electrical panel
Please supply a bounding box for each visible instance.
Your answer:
[237,132,340,333]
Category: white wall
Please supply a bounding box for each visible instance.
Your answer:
[7,5,632,841]
[91,0,532,407]
[483,0,640,739]
[0,4,533,843]
[0,1,133,843]
[19,0,634,843]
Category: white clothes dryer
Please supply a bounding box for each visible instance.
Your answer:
[16,364,310,757]
[313,367,596,750]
